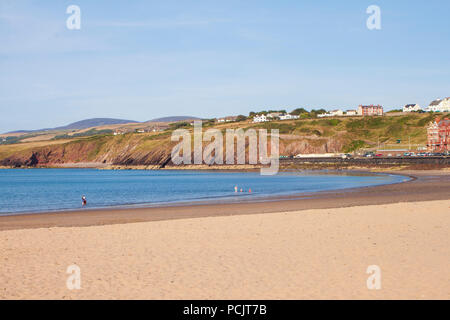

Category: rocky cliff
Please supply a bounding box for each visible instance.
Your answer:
[0,132,346,168]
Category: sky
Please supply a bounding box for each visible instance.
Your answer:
[1,0,450,132]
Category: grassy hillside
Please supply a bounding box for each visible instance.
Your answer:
[0,113,445,167]
[249,113,442,152]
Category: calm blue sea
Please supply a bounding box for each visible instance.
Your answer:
[0,169,407,215]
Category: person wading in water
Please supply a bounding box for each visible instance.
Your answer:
[82,195,87,207]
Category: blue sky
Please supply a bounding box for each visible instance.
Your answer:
[1,0,450,132]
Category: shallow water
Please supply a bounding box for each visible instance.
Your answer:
[0,169,407,214]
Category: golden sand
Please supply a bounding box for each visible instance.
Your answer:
[1,199,449,299]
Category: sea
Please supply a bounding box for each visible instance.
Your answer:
[0,169,408,215]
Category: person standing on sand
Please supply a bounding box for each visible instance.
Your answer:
[82,196,87,207]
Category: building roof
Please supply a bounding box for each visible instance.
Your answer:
[429,99,442,106]
[359,105,382,108]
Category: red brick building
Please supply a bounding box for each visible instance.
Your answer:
[427,118,450,152]
[357,105,383,116]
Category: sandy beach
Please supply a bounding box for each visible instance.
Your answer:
[0,170,449,299]
[0,170,448,231]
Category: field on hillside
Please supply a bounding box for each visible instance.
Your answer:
[215,112,444,152]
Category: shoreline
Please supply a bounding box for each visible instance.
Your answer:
[1,169,448,231]
[1,157,450,171]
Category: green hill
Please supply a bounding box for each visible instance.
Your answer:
[0,113,446,168]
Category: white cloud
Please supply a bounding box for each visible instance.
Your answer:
[93,17,230,28]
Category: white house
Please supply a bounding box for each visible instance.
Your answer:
[266,112,284,119]
[426,98,450,112]
[253,114,268,123]
[345,110,358,116]
[403,104,421,112]
[318,109,344,118]
[279,114,300,121]
[329,109,344,116]
[217,116,237,123]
